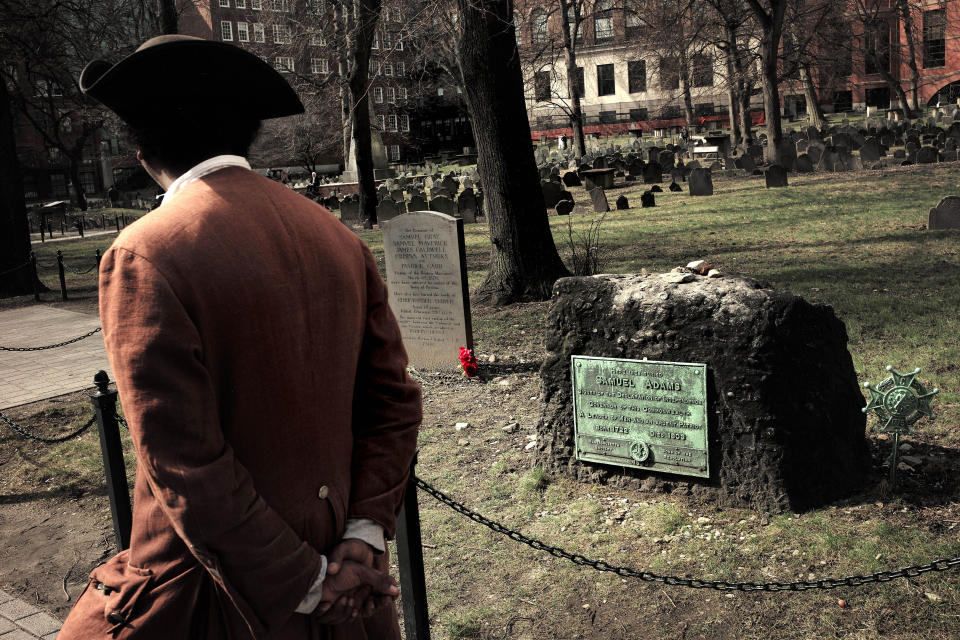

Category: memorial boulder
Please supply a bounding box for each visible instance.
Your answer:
[536,270,869,511]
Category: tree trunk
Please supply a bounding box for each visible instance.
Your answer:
[679,61,695,131]
[900,0,920,113]
[158,0,178,34]
[564,52,586,158]
[739,83,753,153]
[455,0,569,305]
[68,152,88,212]
[723,42,741,148]
[747,0,786,164]
[335,2,352,168]
[347,0,381,229]
[0,81,34,297]
[800,64,825,129]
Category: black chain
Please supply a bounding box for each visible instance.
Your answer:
[0,261,31,276]
[0,327,102,351]
[414,476,960,592]
[64,262,98,275]
[114,412,128,429]
[0,411,95,443]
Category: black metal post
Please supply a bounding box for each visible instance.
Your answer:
[56,250,67,300]
[395,452,431,640]
[115,215,121,233]
[30,252,39,302]
[90,370,132,551]
[77,217,85,238]
[96,249,102,268]
[39,216,45,242]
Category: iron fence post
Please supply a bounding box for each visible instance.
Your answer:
[56,250,67,300]
[396,452,430,640]
[30,252,39,302]
[90,370,132,551]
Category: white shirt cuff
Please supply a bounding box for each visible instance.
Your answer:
[342,518,386,553]
[294,555,328,614]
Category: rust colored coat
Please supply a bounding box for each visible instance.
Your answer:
[59,167,421,639]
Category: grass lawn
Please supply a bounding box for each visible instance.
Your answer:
[2,165,959,638]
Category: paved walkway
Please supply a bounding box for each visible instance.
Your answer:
[0,591,59,639]
[30,229,118,245]
[0,306,110,410]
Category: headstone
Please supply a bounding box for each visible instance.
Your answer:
[795,154,814,172]
[376,198,402,223]
[390,189,405,201]
[688,168,714,196]
[643,162,663,184]
[536,271,869,511]
[669,181,682,192]
[323,195,341,210]
[562,172,582,187]
[582,169,616,190]
[457,189,478,223]
[429,195,457,216]
[649,185,662,193]
[382,212,473,370]
[776,138,797,171]
[917,146,940,164]
[735,155,756,173]
[409,193,428,211]
[340,198,360,223]
[615,195,629,210]
[542,181,565,208]
[556,200,574,216]
[765,164,788,188]
[941,149,958,162]
[589,187,609,213]
[640,191,656,207]
[859,141,881,164]
[929,195,960,229]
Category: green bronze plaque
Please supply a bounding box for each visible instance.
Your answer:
[572,356,709,478]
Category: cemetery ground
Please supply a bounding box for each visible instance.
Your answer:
[2,165,960,639]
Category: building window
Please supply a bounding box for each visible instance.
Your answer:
[660,56,679,90]
[384,63,393,76]
[310,32,326,46]
[833,90,853,112]
[691,54,713,87]
[566,4,583,43]
[437,87,444,96]
[252,0,261,8]
[396,61,405,75]
[271,0,288,11]
[372,32,379,49]
[396,38,403,51]
[374,86,384,103]
[629,107,648,121]
[236,0,246,7]
[274,56,294,72]
[627,59,645,93]
[383,31,392,49]
[594,0,614,43]
[393,6,402,21]
[221,21,233,41]
[377,114,385,130]
[400,114,410,132]
[695,102,714,116]
[390,144,400,161]
[388,87,396,103]
[389,114,398,132]
[237,22,249,41]
[311,58,328,74]
[531,8,548,46]
[219,0,230,7]
[660,105,682,119]
[599,110,617,124]
[253,23,265,42]
[273,24,291,44]
[865,20,890,75]
[596,63,615,96]
[924,9,946,68]
[534,70,551,101]
[626,12,641,38]
[402,87,408,100]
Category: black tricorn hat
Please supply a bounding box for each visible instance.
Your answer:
[80,35,304,127]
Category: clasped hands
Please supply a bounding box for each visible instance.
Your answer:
[313,539,399,624]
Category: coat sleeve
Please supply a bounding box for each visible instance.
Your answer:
[99,246,322,637]
[347,244,422,537]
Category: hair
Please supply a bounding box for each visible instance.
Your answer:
[126,112,262,176]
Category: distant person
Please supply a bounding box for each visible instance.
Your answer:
[62,34,420,640]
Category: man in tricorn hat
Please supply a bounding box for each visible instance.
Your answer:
[60,35,421,639]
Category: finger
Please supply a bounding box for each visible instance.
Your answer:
[353,565,401,597]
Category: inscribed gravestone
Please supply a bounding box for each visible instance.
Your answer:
[340,198,360,223]
[589,187,609,213]
[376,199,401,223]
[616,195,629,210]
[382,212,473,370]
[556,200,574,215]
[641,191,656,207]
[929,196,960,229]
[643,162,662,184]
[917,146,940,164]
[688,168,713,196]
[562,172,583,187]
[542,181,565,208]
[409,194,428,211]
[765,164,788,188]
[457,189,478,223]
[429,195,457,216]
[795,154,814,172]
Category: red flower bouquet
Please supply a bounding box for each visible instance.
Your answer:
[458,347,478,377]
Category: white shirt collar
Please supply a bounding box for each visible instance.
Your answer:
[161,155,251,205]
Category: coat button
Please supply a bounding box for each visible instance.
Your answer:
[317,485,329,500]
[107,610,126,624]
